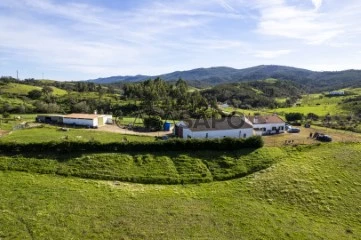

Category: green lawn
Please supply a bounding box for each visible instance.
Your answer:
[0,126,155,143]
[0,143,360,239]
[118,117,144,126]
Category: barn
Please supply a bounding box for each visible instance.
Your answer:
[63,113,111,128]
[175,116,254,139]
[246,115,285,135]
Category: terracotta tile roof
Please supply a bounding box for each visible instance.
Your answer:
[63,114,100,119]
[181,116,253,132]
[247,115,285,124]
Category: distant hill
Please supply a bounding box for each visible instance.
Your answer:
[87,65,361,91]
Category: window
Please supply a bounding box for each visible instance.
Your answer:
[206,133,208,138]
[243,133,247,138]
[272,126,276,130]
[281,126,284,130]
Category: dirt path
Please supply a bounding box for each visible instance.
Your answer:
[263,125,361,147]
[93,124,174,137]
[0,130,10,137]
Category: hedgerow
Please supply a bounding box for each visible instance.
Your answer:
[0,136,263,154]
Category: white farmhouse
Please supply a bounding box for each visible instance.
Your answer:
[175,116,254,139]
[246,115,285,135]
[63,113,112,128]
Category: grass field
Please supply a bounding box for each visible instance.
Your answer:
[0,147,282,184]
[0,125,155,143]
[0,143,360,239]
[224,93,347,117]
[1,83,67,96]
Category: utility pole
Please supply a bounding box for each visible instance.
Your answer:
[42,72,44,80]
[16,70,19,80]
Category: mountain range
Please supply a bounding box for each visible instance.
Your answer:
[87,65,361,91]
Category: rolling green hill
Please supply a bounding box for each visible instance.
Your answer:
[88,65,361,92]
[0,143,360,239]
[0,83,67,96]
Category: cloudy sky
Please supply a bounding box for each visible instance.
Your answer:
[0,0,360,80]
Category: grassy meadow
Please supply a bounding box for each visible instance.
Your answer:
[0,125,155,143]
[1,83,67,96]
[0,147,282,184]
[0,143,360,239]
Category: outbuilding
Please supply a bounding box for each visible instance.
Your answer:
[63,113,107,128]
[175,116,254,139]
[36,114,64,124]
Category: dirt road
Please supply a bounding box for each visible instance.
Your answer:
[93,124,174,137]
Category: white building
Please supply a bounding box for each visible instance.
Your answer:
[63,113,112,128]
[329,90,345,96]
[175,116,254,139]
[246,115,285,135]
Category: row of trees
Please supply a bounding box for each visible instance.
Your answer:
[122,78,209,119]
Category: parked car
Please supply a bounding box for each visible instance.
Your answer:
[316,134,332,142]
[288,127,300,133]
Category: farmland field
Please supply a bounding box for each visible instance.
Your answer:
[0,143,360,239]
[0,125,155,143]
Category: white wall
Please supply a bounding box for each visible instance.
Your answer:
[63,118,97,127]
[253,122,285,135]
[182,128,254,139]
[103,115,113,124]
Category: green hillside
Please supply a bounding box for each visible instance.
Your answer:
[0,143,360,239]
[1,83,67,96]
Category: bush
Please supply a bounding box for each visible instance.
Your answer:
[285,112,304,122]
[143,116,163,131]
[2,112,10,118]
[0,136,263,154]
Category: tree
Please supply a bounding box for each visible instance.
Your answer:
[2,112,10,118]
[307,113,319,121]
[42,86,53,96]
[285,112,304,122]
[28,89,42,99]
[143,116,163,131]
[72,101,90,113]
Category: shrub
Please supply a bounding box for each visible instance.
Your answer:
[143,116,163,131]
[285,112,304,122]
[2,112,10,118]
[0,136,263,154]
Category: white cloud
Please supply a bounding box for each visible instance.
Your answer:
[254,50,292,59]
[312,0,323,11]
[255,0,345,44]
[1,0,361,79]
[215,0,237,13]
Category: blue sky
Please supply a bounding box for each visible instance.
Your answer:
[0,0,360,80]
